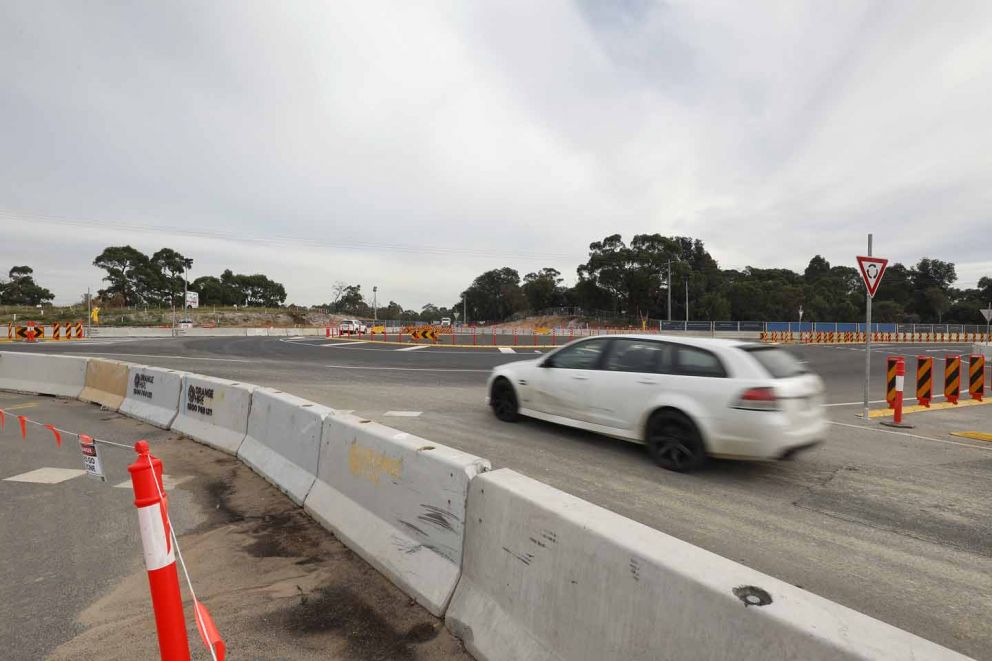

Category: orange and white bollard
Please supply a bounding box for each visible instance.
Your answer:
[129,441,191,660]
[882,358,912,428]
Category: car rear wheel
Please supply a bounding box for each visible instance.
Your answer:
[645,411,707,472]
[490,379,519,422]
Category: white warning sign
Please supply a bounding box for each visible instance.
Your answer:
[79,435,106,482]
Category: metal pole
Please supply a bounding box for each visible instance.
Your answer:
[863,233,873,421]
[685,278,688,323]
[86,287,91,337]
[667,261,672,322]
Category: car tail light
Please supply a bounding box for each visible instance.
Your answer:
[733,387,779,411]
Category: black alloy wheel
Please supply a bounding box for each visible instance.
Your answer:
[645,411,707,472]
[491,379,520,422]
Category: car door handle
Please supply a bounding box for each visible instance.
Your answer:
[572,375,589,381]
[637,380,658,385]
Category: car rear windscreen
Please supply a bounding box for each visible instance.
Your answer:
[742,346,809,378]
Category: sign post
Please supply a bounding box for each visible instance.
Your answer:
[856,238,889,421]
[981,305,991,345]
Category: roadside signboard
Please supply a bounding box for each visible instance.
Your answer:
[78,434,105,481]
[856,256,888,298]
[185,291,199,309]
[981,308,992,322]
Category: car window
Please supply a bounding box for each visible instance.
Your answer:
[675,345,727,377]
[741,346,809,378]
[604,339,672,373]
[546,339,610,370]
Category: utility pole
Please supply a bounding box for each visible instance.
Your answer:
[862,234,873,422]
[373,286,378,322]
[183,258,192,321]
[86,287,91,337]
[463,293,467,326]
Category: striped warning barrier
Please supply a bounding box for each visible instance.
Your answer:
[944,355,960,405]
[51,323,61,340]
[73,322,84,338]
[916,356,932,407]
[969,354,985,402]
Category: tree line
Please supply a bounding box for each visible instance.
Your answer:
[91,246,287,307]
[331,234,991,324]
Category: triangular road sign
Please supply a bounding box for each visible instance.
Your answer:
[981,308,992,322]
[856,255,888,298]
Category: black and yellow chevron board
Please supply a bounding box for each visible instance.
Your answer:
[969,355,985,401]
[944,355,961,405]
[73,322,83,338]
[916,356,932,406]
[51,323,61,340]
[886,356,899,408]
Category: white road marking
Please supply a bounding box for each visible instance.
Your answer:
[828,421,992,452]
[320,341,369,348]
[69,351,255,364]
[4,467,87,484]
[396,345,429,352]
[114,474,192,490]
[498,347,516,354]
[383,411,422,417]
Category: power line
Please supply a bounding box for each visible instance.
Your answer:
[0,209,579,263]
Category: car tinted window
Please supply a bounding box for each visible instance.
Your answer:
[604,339,672,373]
[547,339,610,370]
[675,345,727,377]
[742,346,809,378]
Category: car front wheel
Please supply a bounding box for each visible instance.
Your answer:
[645,410,707,472]
[490,379,520,422]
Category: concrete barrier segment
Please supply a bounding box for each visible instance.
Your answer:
[305,413,490,616]
[119,365,185,428]
[239,389,330,505]
[446,469,970,661]
[0,351,88,398]
[171,374,254,455]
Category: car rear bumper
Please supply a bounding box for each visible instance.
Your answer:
[706,411,827,460]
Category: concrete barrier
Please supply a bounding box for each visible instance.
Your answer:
[446,469,968,661]
[119,365,185,428]
[171,374,254,454]
[305,414,490,616]
[973,343,991,360]
[79,358,132,410]
[238,389,329,505]
[0,352,88,398]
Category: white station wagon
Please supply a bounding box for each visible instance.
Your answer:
[487,335,826,471]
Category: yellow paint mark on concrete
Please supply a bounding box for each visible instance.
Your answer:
[866,398,992,418]
[950,432,992,442]
[348,443,402,485]
[1,402,37,411]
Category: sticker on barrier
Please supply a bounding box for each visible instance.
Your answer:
[171,374,254,454]
[120,365,185,428]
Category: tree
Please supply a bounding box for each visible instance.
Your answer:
[150,248,191,306]
[0,266,55,305]
[93,246,150,306]
[333,285,366,314]
[460,268,526,322]
[190,276,225,305]
[522,268,564,312]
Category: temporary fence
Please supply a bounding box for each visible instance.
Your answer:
[3,321,85,342]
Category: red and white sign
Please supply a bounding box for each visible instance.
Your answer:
[856,256,888,298]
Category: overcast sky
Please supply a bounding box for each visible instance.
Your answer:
[2,1,990,308]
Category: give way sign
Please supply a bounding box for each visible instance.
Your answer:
[856,256,888,298]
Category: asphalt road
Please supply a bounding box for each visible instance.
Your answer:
[2,336,991,658]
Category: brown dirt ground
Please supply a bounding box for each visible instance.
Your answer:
[47,437,473,661]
